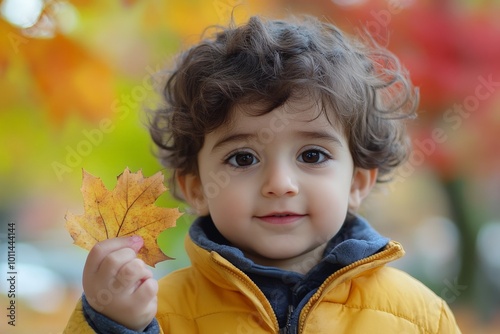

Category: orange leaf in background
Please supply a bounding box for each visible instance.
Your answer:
[19,34,116,125]
[0,19,28,108]
[65,168,182,267]
[0,19,14,76]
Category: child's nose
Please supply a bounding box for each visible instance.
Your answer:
[261,162,299,198]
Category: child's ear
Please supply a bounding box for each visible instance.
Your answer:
[348,168,378,211]
[176,172,209,216]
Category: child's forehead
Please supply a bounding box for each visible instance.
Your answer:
[221,97,345,134]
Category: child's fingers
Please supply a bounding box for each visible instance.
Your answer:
[134,276,158,303]
[132,277,159,322]
[115,258,153,293]
[98,247,138,275]
[132,273,158,314]
[85,236,144,274]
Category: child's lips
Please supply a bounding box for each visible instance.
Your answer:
[256,213,306,225]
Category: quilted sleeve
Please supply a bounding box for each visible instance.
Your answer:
[63,297,164,334]
[63,298,96,334]
[437,300,462,334]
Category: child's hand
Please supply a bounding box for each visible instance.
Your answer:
[82,236,158,332]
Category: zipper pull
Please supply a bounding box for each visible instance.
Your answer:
[279,304,295,334]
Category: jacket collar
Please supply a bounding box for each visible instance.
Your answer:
[188,214,390,276]
[185,217,404,331]
[188,215,393,327]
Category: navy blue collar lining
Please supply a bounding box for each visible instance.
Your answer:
[189,214,389,330]
[189,214,389,275]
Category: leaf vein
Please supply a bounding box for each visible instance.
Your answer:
[115,178,160,237]
[95,190,109,240]
[121,217,164,236]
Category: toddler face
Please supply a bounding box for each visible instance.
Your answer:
[182,99,375,271]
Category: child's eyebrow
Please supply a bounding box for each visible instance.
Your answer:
[295,130,344,147]
[211,133,256,153]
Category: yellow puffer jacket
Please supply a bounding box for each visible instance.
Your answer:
[65,237,461,333]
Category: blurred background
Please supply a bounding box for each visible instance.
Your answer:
[0,0,499,333]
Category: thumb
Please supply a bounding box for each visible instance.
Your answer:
[85,236,144,273]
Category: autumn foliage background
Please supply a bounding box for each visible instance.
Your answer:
[1,0,500,333]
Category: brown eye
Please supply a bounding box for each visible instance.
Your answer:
[225,152,259,167]
[298,149,331,164]
[301,150,320,163]
[235,153,255,166]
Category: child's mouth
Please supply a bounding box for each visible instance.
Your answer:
[256,212,305,225]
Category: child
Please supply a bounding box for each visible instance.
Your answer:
[65,15,462,333]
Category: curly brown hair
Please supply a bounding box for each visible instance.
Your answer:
[148,15,418,199]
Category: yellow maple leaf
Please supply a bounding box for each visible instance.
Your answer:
[65,168,182,267]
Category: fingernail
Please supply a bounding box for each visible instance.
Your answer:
[130,235,144,252]
[130,235,142,244]
[129,236,143,253]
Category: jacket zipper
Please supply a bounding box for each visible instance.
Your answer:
[280,304,295,334]
[211,241,403,333]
